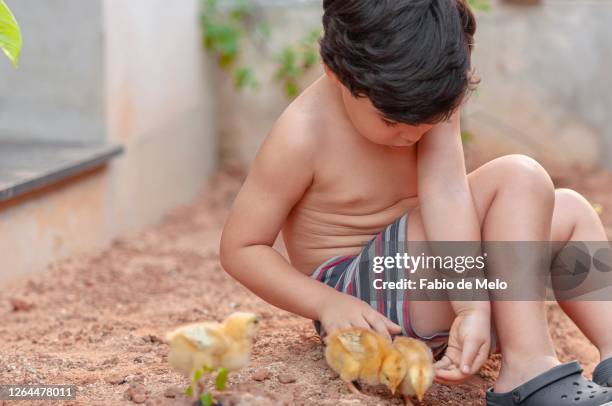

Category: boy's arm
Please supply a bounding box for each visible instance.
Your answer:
[417,112,490,378]
[417,112,479,242]
[220,117,401,338]
[220,118,325,319]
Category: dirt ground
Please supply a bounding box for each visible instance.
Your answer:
[1,164,611,406]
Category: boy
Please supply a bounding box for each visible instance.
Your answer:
[220,0,612,404]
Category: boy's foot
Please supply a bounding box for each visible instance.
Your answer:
[494,355,559,393]
[486,361,612,406]
[594,358,612,387]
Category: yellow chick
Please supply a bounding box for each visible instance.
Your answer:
[393,336,434,405]
[166,312,259,378]
[325,328,407,395]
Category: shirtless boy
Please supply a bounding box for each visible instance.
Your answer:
[220,1,612,404]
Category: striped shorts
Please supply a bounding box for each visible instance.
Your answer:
[310,212,450,358]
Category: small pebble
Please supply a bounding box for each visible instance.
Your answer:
[58,331,72,339]
[102,356,120,365]
[163,386,183,398]
[311,353,323,361]
[142,334,164,344]
[105,374,126,385]
[125,383,147,403]
[277,374,296,384]
[79,375,97,385]
[252,369,271,381]
[10,298,34,312]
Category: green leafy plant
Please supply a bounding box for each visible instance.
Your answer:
[0,0,22,67]
[200,0,489,99]
[274,29,320,98]
[200,0,321,98]
[185,365,229,406]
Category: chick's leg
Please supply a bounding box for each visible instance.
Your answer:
[347,381,361,395]
[403,395,416,406]
[338,359,362,395]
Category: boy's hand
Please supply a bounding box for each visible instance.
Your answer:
[318,292,402,340]
[434,309,491,384]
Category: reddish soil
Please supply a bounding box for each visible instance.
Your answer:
[1,165,610,406]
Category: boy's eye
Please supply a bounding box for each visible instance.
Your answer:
[382,118,399,128]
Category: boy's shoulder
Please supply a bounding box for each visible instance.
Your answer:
[249,83,337,186]
[263,82,334,160]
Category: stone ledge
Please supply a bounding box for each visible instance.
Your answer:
[0,140,123,202]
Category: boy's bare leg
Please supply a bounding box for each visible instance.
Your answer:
[551,189,612,361]
[461,155,561,392]
[409,155,560,392]
[409,156,612,391]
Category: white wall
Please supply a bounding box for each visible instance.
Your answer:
[103,0,218,234]
[0,0,218,281]
[464,0,612,170]
[0,0,106,143]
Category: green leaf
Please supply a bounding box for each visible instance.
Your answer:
[302,50,318,69]
[200,392,214,406]
[233,66,258,89]
[215,367,229,391]
[230,0,252,22]
[185,385,193,397]
[193,368,204,383]
[201,0,218,14]
[255,22,271,40]
[461,131,473,144]
[0,0,22,67]
[275,47,300,80]
[468,0,491,12]
[301,29,321,48]
[284,81,299,98]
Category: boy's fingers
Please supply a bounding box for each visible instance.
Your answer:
[364,312,391,340]
[327,322,349,335]
[471,343,490,373]
[434,365,467,384]
[350,316,371,331]
[459,338,482,374]
[383,317,403,334]
[434,356,453,371]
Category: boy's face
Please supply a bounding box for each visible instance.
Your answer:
[339,86,434,147]
[326,67,434,147]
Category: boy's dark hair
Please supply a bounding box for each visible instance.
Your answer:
[320,0,478,125]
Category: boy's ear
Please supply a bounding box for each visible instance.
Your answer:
[323,64,340,86]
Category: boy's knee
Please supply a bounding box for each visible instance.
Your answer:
[555,188,591,211]
[494,154,555,200]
